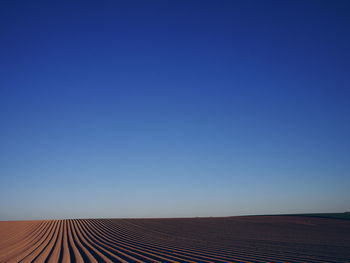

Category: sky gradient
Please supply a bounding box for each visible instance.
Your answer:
[1,0,350,220]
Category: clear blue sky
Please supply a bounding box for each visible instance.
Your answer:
[1,0,349,220]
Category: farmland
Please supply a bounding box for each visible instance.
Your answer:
[1,216,349,262]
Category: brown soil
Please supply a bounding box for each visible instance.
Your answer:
[0,216,349,262]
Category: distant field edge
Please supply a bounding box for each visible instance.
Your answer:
[263,212,350,221]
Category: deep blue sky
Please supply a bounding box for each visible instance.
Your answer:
[1,1,349,220]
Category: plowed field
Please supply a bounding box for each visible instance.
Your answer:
[1,216,349,262]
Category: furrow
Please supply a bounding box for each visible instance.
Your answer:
[94,219,253,263]
[66,219,85,263]
[5,221,53,263]
[33,220,62,263]
[59,220,70,262]
[46,219,64,263]
[107,219,334,263]
[86,220,185,263]
[75,219,131,263]
[100,219,329,263]
[19,220,59,263]
[1,217,349,263]
[80,219,165,263]
[70,219,113,263]
[0,221,38,248]
[68,219,99,263]
[0,221,48,262]
[91,219,238,263]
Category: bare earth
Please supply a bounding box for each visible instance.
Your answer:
[0,216,349,263]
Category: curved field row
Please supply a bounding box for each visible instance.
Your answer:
[0,216,349,262]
